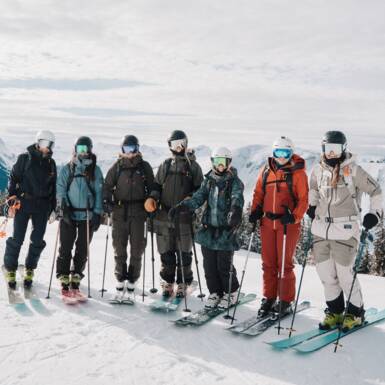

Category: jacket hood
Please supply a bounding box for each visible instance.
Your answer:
[118,153,143,168]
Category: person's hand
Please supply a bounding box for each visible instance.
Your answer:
[103,199,113,215]
[91,213,101,232]
[306,205,316,220]
[362,213,379,231]
[228,206,242,228]
[249,205,263,223]
[280,212,295,225]
[144,198,157,213]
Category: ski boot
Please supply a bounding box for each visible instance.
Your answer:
[258,297,276,316]
[341,313,364,332]
[319,308,343,330]
[161,281,174,298]
[23,268,34,289]
[272,300,292,317]
[113,281,125,302]
[5,270,16,290]
[218,291,238,310]
[176,283,187,299]
[59,275,77,305]
[124,281,136,302]
[70,273,87,302]
[205,292,221,309]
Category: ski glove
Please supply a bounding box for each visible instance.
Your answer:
[280,213,296,225]
[362,213,379,231]
[249,205,263,223]
[168,204,189,222]
[144,198,157,213]
[103,199,113,215]
[228,206,243,229]
[306,205,316,220]
[91,213,101,232]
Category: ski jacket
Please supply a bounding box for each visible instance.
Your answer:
[183,168,244,251]
[251,154,309,229]
[149,152,203,225]
[57,155,103,221]
[309,152,382,241]
[103,153,154,220]
[8,144,57,213]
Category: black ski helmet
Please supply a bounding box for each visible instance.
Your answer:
[322,130,347,154]
[75,136,93,153]
[121,135,139,147]
[167,130,188,146]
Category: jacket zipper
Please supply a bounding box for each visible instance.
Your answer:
[325,170,333,240]
[273,172,277,230]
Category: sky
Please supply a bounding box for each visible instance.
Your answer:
[0,0,385,155]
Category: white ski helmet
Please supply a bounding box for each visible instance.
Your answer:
[35,130,55,150]
[272,136,294,159]
[211,147,232,170]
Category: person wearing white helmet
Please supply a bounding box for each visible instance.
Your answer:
[250,136,309,316]
[3,130,57,292]
[169,147,245,309]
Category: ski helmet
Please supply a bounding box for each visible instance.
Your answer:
[35,130,55,150]
[322,130,347,156]
[74,136,93,155]
[121,135,139,153]
[211,147,232,172]
[272,136,294,159]
[167,130,188,153]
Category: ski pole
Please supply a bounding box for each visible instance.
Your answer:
[46,220,60,299]
[334,229,370,353]
[100,215,110,298]
[175,213,190,312]
[288,221,312,337]
[142,220,147,302]
[230,222,257,324]
[276,223,288,335]
[149,214,158,294]
[223,253,235,320]
[190,219,204,300]
[86,207,91,298]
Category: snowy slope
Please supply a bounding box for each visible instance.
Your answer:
[0,220,385,385]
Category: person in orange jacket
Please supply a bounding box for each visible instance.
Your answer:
[249,136,309,316]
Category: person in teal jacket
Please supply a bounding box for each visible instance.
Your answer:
[169,147,244,309]
[55,136,103,299]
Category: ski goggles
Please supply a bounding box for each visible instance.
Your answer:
[273,148,293,159]
[38,139,54,150]
[76,144,89,154]
[322,143,345,157]
[169,139,187,152]
[211,157,229,168]
[122,144,139,154]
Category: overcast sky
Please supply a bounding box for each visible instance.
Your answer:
[0,0,384,154]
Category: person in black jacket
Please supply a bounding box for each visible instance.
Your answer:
[3,130,57,290]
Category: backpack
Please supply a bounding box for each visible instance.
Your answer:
[114,160,149,196]
[261,164,297,206]
[66,162,96,207]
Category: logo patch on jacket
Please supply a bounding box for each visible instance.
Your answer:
[344,224,352,229]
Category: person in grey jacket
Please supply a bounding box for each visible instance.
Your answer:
[144,130,203,298]
[308,131,382,331]
[56,136,103,300]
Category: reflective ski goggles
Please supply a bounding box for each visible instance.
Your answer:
[38,139,54,150]
[122,144,139,154]
[211,157,230,168]
[169,139,187,151]
[273,148,293,159]
[76,144,89,154]
[322,143,344,157]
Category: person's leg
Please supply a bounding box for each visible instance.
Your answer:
[217,250,239,294]
[127,217,145,284]
[112,218,129,282]
[25,211,48,270]
[202,246,222,295]
[260,225,278,300]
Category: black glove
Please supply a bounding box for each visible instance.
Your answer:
[280,212,296,225]
[168,204,188,222]
[91,213,101,232]
[103,199,113,215]
[227,206,242,228]
[249,205,263,223]
[362,213,379,231]
[307,205,316,220]
[60,199,73,226]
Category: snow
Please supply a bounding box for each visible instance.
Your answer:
[0,220,385,385]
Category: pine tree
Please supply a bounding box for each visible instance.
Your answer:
[372,213,385,277]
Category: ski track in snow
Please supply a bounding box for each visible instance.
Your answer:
[0,222,385,385]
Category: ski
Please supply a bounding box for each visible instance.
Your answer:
[172,293,256,326]
[1,265,25,305]
[293,308,385,353]
[227,312,271,333]
[150,281,198,312]
[267,308,377,349]
[240,301,311,336]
